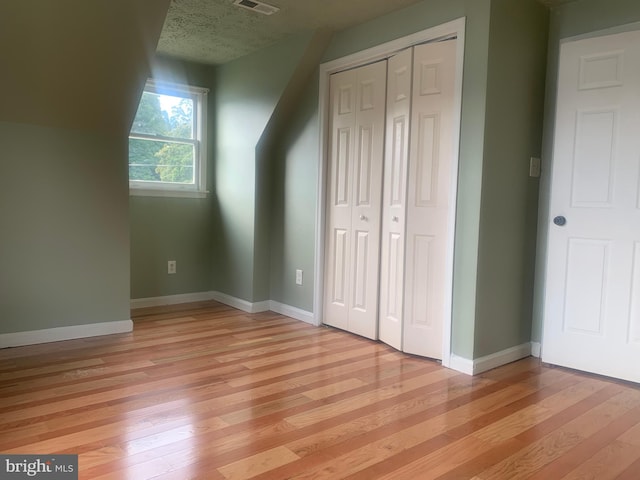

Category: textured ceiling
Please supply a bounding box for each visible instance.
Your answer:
[157,0,578,66]
[158,0,428,65]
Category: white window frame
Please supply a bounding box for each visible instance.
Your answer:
[129,79,209,198]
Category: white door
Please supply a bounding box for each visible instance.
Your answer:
[324,60,387,340]
[379,48,413,350]
[542,30,640,383]
[403,39,457,359]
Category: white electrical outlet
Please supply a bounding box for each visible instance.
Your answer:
[295,269,303,286]
[168,260,177,274]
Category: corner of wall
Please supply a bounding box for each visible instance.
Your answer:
[254,29,333,305]
[214,30,331,305]
[472,0,549,359]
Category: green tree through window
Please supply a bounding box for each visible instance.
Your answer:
[154,99,194,183]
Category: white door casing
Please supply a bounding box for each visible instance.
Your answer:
[323,60,387,340]
[542,29,640,383]
[403,39,457,359]
[379,47,413,351]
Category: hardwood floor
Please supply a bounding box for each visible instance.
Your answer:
[1,301,639,479]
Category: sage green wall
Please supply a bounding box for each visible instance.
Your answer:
[0,1,169,336]
[256,31,332,304]
[130,197,214,298]
[213,33,315,302]
[0,123,130,333]
[474,0,548,357]
[130,57,216,300]
[269,77,320,311]
[532,0,640,344]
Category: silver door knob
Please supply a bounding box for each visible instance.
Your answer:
[359,215,368,221]
[553,216,567,226]
[392,216,399,222]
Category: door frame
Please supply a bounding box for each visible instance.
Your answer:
[313,17,466,368]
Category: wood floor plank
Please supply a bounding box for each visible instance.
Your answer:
[473,390,640,479]
[615,456,640,480]
[471,379,611,445]
[217,446,300,480]
[225,344,392,388]
[432,382,625,480]
[250,375,561,479]
[353,381,618,480]
[301,378,369,400]
[284,368,457,429]
[0,300,638,480]
[96,362,438,476]
[373,434,500,480]
[526,404,640,479]
[560,441,640,480]
[309,373,591,480]
[618,417,640,448]
[0,358,106,382]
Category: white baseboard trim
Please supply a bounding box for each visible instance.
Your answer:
[269,301,316,325]
[531,341,541,358]
[131,291,216,309]
[2,294,315,349]
[473,342,532,375]
[0,319,133,349]
[130,292,312,321]
[449,342,533,376]
[211,292,270,314]
[449,354,475,375]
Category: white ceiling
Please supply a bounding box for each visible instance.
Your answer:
[157,0,577,65]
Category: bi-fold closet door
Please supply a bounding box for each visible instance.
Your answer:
[324,39,457,360]
[323,60,387,340]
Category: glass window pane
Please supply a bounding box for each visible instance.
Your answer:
[129,138,195,184]
[130,91,194,139]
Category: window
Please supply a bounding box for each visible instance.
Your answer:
[129,80,208,197]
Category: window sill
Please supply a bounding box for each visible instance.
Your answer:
[129,188,208,199]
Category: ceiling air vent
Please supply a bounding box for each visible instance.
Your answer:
[233,0,279,15]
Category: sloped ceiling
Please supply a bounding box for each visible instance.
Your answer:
[158,0,577,66]
[0,0,170,133]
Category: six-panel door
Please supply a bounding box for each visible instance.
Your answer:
[543,30,640,383]
[324,60,387,340]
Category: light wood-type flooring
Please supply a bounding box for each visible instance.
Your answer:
[1,301,640,479]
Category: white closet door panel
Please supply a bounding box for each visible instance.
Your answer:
[324,69,357,331]
[348,60,387,339]
[403,39,456,359]
[379,48,412,350]
[324,61,387,340]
